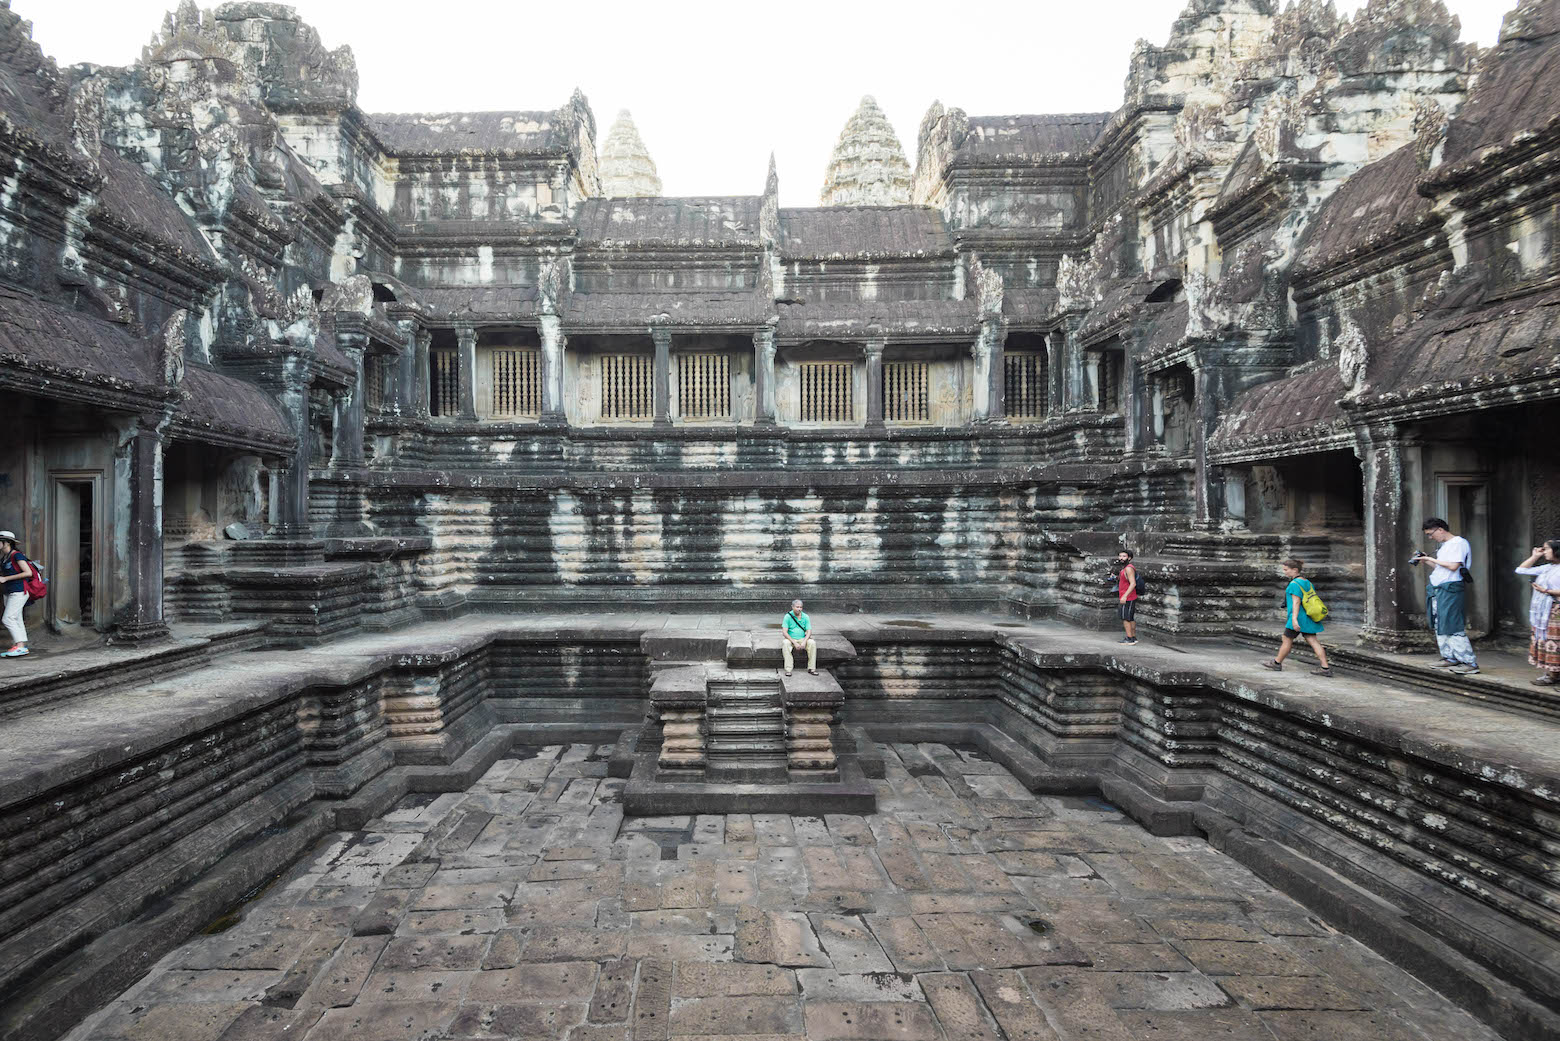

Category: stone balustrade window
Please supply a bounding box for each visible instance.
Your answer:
[800,362,854,424]
[364,353,388,414]
[601,354,654,422]
[430,347,459,417]
[678,353,730,421]
[482,347,541,419]
[1005,351,1047,421]
[884,361,929,424]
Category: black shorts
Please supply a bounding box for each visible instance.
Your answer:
[1284,627,1303,639]
[1119,601,1136,622]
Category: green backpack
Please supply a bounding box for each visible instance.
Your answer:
[1299,579,1329,622]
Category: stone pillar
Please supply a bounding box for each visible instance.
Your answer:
[652,326,672,427]
[1222,468,1247,527]
[864,339,885,430]
[272,370,313,539]
[539,314,567,427]
[1357,423,1422,650]
[456,325,478,419]
[413,330,431,418]
[114,413,170,642]
[973,321,1010,427]
[1046,329,1065,418]
[753,326,777,426]
[331,339,366,469]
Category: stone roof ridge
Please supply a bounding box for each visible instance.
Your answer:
[819,95,913,208]
[598,109,661,198]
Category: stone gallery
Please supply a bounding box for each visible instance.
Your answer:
[0,0,1556,1038]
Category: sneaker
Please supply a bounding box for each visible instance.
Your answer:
[784,669,792,677]
[1451,665,1480,676]
[1431,660,1460,669]
[1311,667,1333,677]
[808,669,817,675]
[1260,660,1282,671]
[1117,637,1134,644]
[1,647,27,658]
[1531,675,1556,686]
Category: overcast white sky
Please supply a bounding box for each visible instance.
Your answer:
[23,0,1510,207]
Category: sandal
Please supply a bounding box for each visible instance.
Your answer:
[1260,659,1282,671]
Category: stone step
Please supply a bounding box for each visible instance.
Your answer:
[728,631,857,668]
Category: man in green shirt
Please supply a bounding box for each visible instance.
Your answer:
[782,599,816,676]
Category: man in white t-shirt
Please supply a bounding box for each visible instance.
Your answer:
[1414,517,1478,674]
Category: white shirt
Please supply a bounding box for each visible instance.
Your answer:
[1430,535,1470,587]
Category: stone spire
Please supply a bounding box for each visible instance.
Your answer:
[598,110,662,198]
[819,96,912,207]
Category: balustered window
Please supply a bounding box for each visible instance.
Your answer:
[800,361,854,423]
[600,354,654,421]
[430,347,459,417]
[364,353,388,414]
[482,347,541,418]
[1005,351,1047,421]
[678,353,730,421]
[884,361,929,424]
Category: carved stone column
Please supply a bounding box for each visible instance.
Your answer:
[864,339,885,430]
[753,326,777,426]
[971,319,1007,424]
[455,325,477,419]
[113,412,171,642]
[652,325,672,427]
[271,370,313,539]
[539,314,567,427]
[331,338,366,469]
[413,330,432,418]
[1356,422,1424,650]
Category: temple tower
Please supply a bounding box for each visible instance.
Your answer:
[598,109,662,197]
[819,95,912,206]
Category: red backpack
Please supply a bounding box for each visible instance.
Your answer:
[8,553,46,602]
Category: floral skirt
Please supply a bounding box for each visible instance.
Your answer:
[1531,611,1560,673]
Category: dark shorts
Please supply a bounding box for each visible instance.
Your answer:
[1284,627,1308,640]
[1119,601,1136,622]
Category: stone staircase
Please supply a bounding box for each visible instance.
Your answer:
[705,672,788,782]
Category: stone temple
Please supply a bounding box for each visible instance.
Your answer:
[0,0,1557,1039]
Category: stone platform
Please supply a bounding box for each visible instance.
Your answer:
[2,611,1558,1041]
[60,741,1503,1041]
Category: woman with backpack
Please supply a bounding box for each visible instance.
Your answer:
[1260,558,1332,677]
[0,530,33,658]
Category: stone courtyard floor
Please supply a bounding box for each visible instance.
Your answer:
[65,743,1505,1041]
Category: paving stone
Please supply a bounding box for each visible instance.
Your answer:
[968,970,1059,1040]
[304,1000,456,1041]
[725,815,756,843]
[631,909,717,933]
[913,912,1088,970]
[137,970,285,1004]
[1020,967,1135,1041]
[863,916,945,973]
[357,968,474,1003]
[467,961,598,1002]
[1077,942,1192,972]
[802,1001,941,1040]
[448,1001,584,1038]
[674,962,796,997]
[396,909,508,935]
[667,996,802,1036]
[214,1005,323,1041]
[1248,911,1335,937]
[87,1001,250,1041]
[298,936,391,1008]
[795,969,920,1003]
[790,816,832,846]
[1217,974,1372,1010]
[520,926,629,962]
[826,815,876,846]
[1171,940,1319,977]
[632,956,673,1040]
[411,883,515,911]
[590,957,637,1022]
[1112,1008,1272,1040]
[811,915,894,973]
[351,890,416,936]
[1147,917,1267,942]
[624,933,734,961]
[1088,971,1230,1011]
[917,973,1003,1041]
[1258,1010,1427,1040]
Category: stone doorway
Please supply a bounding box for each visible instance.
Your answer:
[46,471,100,631]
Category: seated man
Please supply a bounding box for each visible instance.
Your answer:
[782,598,817,676]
